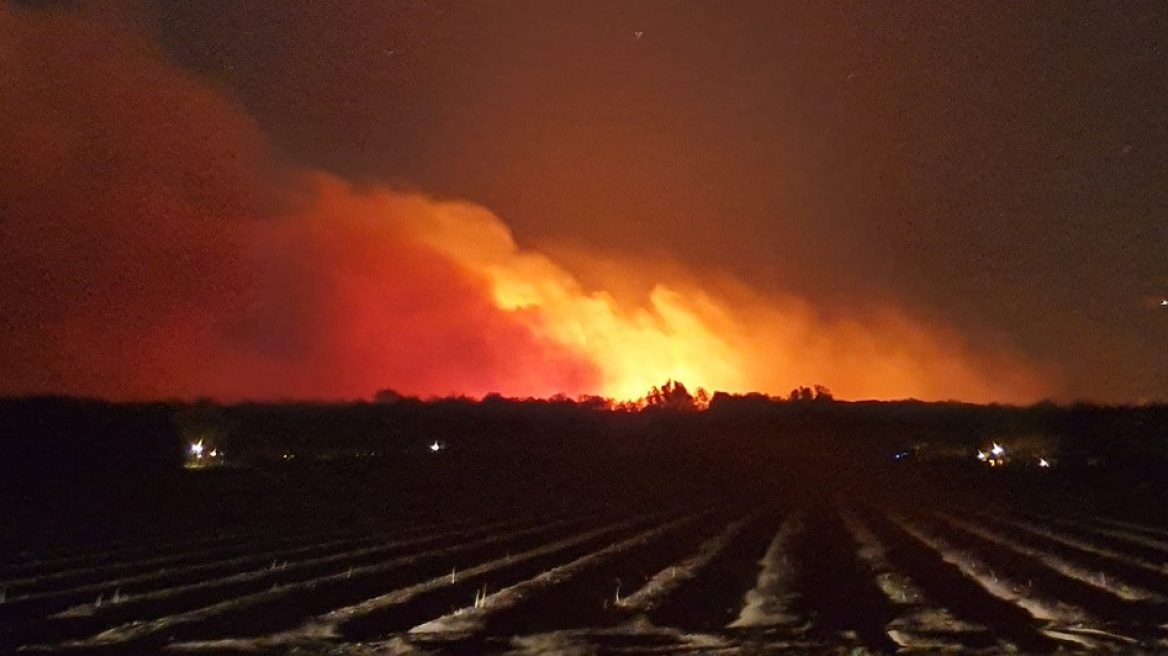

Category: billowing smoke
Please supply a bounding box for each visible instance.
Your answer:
[0,5,597,400]
[0,5,1053,403]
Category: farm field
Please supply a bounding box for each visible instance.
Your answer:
[6,461,1168,654]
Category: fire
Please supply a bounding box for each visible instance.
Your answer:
[360,189,748,400]
[0,5,1056,404]
[374,188,1051,402]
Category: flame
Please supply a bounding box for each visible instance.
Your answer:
[378,190,1052,402]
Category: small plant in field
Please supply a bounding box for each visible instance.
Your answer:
[613,578,622,605]
[0,587,6,604]
[111,588,122,604]
[94,594,103,608]
[473,583,488,609]
[450,566,457,584]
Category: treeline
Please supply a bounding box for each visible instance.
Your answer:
[2,392,1167,487]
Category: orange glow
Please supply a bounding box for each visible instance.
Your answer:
[374,191,1052,402]
[0,5,1055,404]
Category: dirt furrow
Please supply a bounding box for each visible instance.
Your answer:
[406,513,703,643]
[981,513,1168,606]
[1047,513,1168,553]
[726,511,805,630]
[892,512,1090,623]
[0,526,382,595]
[321,510,704,642]
[644,508,784,632]
[860,509,1062,653]
[58,511,660,650]
[1093,515,1168,541]
[0,518,498,619]
[926,512,1168,642]
[614,511,761,616]
[0,515,545,650]
[891,512,1147,650]
[938,512,1165,603]
[0,526,364,582]
[783,505,899,652]
[984,513,1168,585]
[838,506,999,652]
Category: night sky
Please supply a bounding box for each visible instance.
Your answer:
[2,1,1165,403]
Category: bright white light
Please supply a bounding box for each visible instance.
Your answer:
[190,440,204,457]
[1039,458,1050,468]
[976,450,988,461]
[210,449,219,458]
[990,443,1005,457]
[430,441,441,452]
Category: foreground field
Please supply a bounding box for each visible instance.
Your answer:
[6,464,1168,654]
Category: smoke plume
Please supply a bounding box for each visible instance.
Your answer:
[0,5,1052,403]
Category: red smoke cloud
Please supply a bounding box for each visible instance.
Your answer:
[0,5,597,401]
[0,5,1055,403]
[217,176,600,399]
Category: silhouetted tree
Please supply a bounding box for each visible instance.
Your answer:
[789,385,834,402]
[644,380,698,411]
[789,386,815,402]
[694,387,711,409]
[373,388,405,404]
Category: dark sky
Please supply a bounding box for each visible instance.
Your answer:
[4,1,1166,402]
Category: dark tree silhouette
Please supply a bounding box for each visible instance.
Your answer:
[644,380,699,411]
[789,385,834,402]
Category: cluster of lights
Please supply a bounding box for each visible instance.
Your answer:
[185,439,225,469]
[189,440,223,460]
[976,442,1007,466]
[976,442,1052,468]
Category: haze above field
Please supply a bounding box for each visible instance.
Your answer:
[1,2,1164,403]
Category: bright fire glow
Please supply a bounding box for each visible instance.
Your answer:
[383,189,1052,402]
[0,7,1056,405]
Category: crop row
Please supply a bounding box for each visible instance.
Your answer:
[7,501,1168,653]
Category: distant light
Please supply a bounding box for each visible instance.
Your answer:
[976,450,988,462]
[1161,299,1168,307]
[190,440,204,457]
[430,441,441,452]
[1039,458,1051,468]
[990,443,1005,457]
